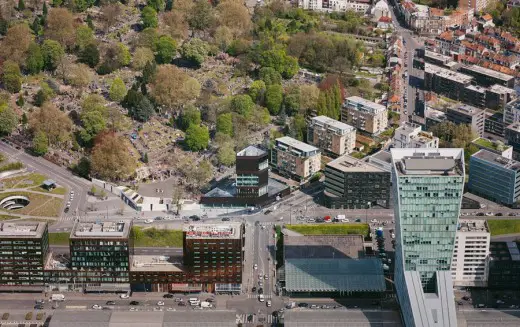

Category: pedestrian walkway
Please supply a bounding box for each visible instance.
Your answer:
[236,313,277,324]
[246,294,273,299]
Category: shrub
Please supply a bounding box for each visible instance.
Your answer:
[2,313,9,320]
[25,312,32,320]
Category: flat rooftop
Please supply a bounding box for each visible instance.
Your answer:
[458,219,489,233]
[425,63,473,84]
[448,104,485,116]
[463,64,515,82]
[346,96,387,114]
[284,234,365,259]
[284,310,403,327]
[275,136,320,153]
[425,50,452,63]
[490,241,520,261]
[236,145,266,157]
[489,84,516,94]
[183,223,242,239]
[327,155,384,173]
[131,255,184,272]
[472,149,520,170]
[0,222,46,239]
[310,116,356,133]
[391,148,464,176]
[71,221,131,239]
[465,84,486,94]
[506,123,520,133]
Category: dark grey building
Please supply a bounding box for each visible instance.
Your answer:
[324,155,391,209]
[459,65,515,88]
[446,104,486,137]
[506,123,520,159]
[485,112,505,137]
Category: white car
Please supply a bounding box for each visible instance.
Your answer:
[157,301,165,306]
[485,212,493,216]
[371,219,378,223]
[92,304,102,310]
[264,274,269,280]
[145,219,154,224]
[253,264,258,270]
[266,300,272,307]
[120,294,130,299]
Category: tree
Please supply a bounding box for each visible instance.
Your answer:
[192,159,212,188]
[214,26,233,51]
[117,43,131,66]
[132,47,155,70]
[109,77,127,102]
[217,112,233,136]
[91,132,137,181]
[299,84,319,115]
[135,28,159,51]
[132,96,155,122]
[97,42,129,74]
[32,130,48,155]
[148,0,165,11]
[290,114,307,141]
[259,67,281,86]
[25,43,44,75]
[79,43,100,68]
[79,110,106,145]
[284,86,300,116]
[184,124,209,151]
[177,104,201,131]
[45,8,76,48]
[180,38,209,66]
[63,62,93,87]
[0,104,18,135]
[188,0,215,35]
[29,102,72,146]
[34,82,55,107]
[17,0,25,11]
[249,80,266,104]
[265,84,283,115]
[0,24,34,66]
[75,25,94,51]
[32,17,41,36]
[16,94,24,107]
[160,10,188,40]
[1,60,22,93]
[150,65,200,110]
[171,186,184,214]
[155,35,176,64]
[43,2,48,16]
[218,142,235,166]
[259,49,299,79]
[41,40,64,71]
[230,95,255,118]
[216,0,251,38]
[101,4,122,33]
[142,6,158,29]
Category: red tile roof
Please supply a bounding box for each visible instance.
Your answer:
[482,14,493,21]
[379,16,392,23]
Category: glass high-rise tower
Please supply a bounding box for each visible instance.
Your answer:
[391,148,464,327]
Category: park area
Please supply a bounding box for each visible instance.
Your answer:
[285,223,370,237]
[487,220,520,236]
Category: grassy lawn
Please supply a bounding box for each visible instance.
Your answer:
[49,232,70,245]
[132,227,183,247]
[29,186,67,195]
[0,191,63,217]
[0,214,19,221]
[25,198,63,217]
[285,223,369,236]
[1,173,47,189]
[487,220,520,236]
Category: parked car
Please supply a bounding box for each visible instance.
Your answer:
[462,296,470,301]
[252,287,257,292]
[92,304,102,310]
[178,302,186,306]
[163,294,174,298]
[120,294,130,299]
[130,301,140,306]
[258,288,264,294]
[106,301,116,305]
[222,217,230,221]
[496,213,503,216]
[298,303,309,308]
[264,210,272,215]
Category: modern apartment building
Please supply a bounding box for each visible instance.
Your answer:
[505,123,520,158]
[298,0,370,13]
[424,63,473,100]
[458,0,490,12]
[459,65,516,88]
[271,136,321,182]
[308,116,356,157]
[468,150,520,206]
[504,99,520,126]
[324,155,391,209]
[451,220,490,287]
[0,222,48,288]
[392,122,439,149]
[488,241,520,289]
[183,223,244,293]
[391,148,464,327]
[446,104,486,137]
[485,84,516,111]
[235,146,269,200]
[342,96,388,135]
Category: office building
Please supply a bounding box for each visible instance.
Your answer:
[468,150,520,206]
[308,116,356,157]
[424,63,473,100]
[484,111,505,137]
[504,99,520,126]
[392,122,439,149]
[183,223,244,293]
[271,136,321,182]
[324,154,391,209]
[459,65,515,88]
[471,137,513,159]
[446,104,486,137]
[391,148,464,327]
[342,96,388,135]
[505,123,520,159]
[0,222,48,288]
[451,220,490,287]
[488,241,520,289]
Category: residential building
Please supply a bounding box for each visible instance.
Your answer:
[446,104,486,137]
[488,241,520,289]
[307,116,356,157]
[391,148,464,327]
[484,111,505,136]
[0,222,48,289]
[392,122,439,149]
[485,84,516,111]
[504,99,520,126]
[459,65,516,88]
[424,63,473,100]
[451,220,490,287]
[298,0,370,13]
[281,232,385,296]
[324,155,391,209]
[371,0,391,20]
[458,0,489,14]
[270,136,321,182]
[183,223,244,293]
[505,123,520,159]
[468,150,520,206]
[342,96,388,135]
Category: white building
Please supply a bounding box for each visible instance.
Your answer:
[371,0,391,20]
[451,220,490,287]
[308,116,356,157]
[504,99,520,126]
[392,122,439,149]
[298,0,371,13]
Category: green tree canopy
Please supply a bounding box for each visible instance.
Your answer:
[148,0,165,11]
[79,43,100,68]
[79,110,107,145]
[109,77,127,102]
[177,104,201,131]
[230,94,255,117]
[259,49,299,79]
[216,112,233,136]
[41,40,65,71]
[1,61,22,93]
[249,80,266,103]
[259,67,282,86]
[180,38,209,66]
[217,142,235,166]
[265,84,284,115]
[75,25,94,51]
[155,35,177,64]
[0,104,18,135]
[142,6,158,29]
[32,130,48,155]
[25,43,44,75]
[184,124,209,151]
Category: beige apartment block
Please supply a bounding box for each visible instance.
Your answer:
[271,136,321,182]
[342,96,388,135]
[308,116,356,157]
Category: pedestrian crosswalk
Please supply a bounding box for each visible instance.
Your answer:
[246,294,273,299]
[236,313,278,324]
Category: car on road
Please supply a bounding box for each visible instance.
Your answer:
[251,286,257,292]
[106,301,116,305]
[222,217,230,221]
[64,207,70,213]
[129,301,139,306]
[496,212,503,216]
[298,303,309,308]
[264,209,272,215]
[370,219,378,223]
[258,294,265,302]
[120,294,130,299]
[264,274,269,279]
[355,218,361,222]
[509,213,516,216]
[92,304,102,310]
[34,304,44,309]
[476,212,485,216]
[189,215,200,221]
[144,219,154,224]
[253,264,258,270]
[247,314,253,322]
[178,302,186,306]
[205,298,215,303]
[266,300,272,307]
[310,304,319,309]
[258,281,263,287]
[485,212,493,216]
[163,294,174,298]
[258,288,263,294]
[157,301,165,306]
[129,307,137,311]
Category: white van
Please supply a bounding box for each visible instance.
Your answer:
[51,294,65,301]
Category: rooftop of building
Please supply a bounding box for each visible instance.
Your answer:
[275,136,320,153]
[236,145,266,157]
[472,137,511,152]
[448,104,485,116]
[462,64,515,82]
[506,123,520,133]
[506,98,520,110]
[0,221,46,239]
[283,310,403,327]
[284,233,366,259]
[131,255,184,272]
[458,219,489,233]
[425,50,452,63]
[326,154,385,174]
[183,222,242,240]
[394,122,437,144]
[465,84,487,94]
[310,115,356,133]
[71,221,131,239]
[490,241,520,261]
[488,84,516,94]
[391,148,464,177]
[426,107,447,121]
[345,96,387,114]
[425,63,473,84]
[471,149,520,171]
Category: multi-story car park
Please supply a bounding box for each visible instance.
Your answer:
[307,116,356,157]
[341,96,388,135]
